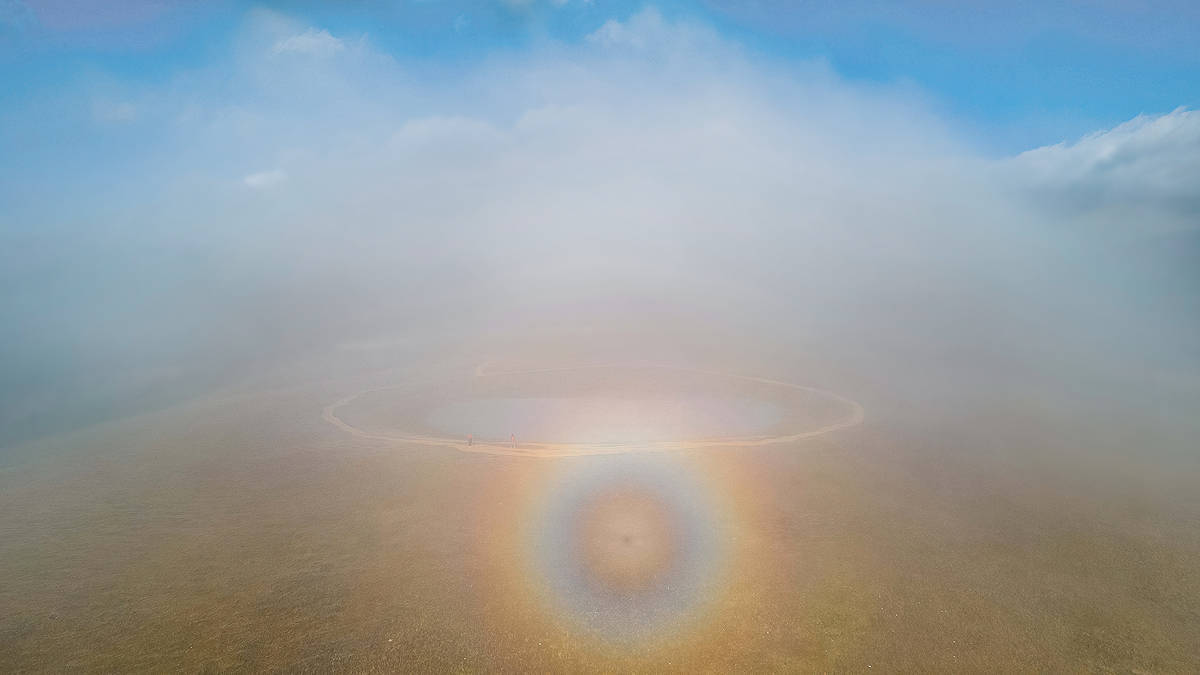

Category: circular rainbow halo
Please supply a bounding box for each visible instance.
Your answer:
[529,453,724,642]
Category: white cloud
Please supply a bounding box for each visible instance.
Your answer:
[586,8,713,51]
[1010,108,1200,232]
[587,9,662,48]
[92,100,137,123]
[243,169,288,189]
[393,115,504,147]
[271,28,344,57]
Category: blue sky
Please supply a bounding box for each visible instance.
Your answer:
[2,1,1198,153]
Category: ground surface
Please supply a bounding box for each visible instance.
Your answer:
[1,351,1198,672]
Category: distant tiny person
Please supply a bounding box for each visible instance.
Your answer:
[467,434,473,447]
[511,434,517,449]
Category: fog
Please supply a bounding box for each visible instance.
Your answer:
[3,8,1193,449]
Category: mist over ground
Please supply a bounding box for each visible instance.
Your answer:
[3,8,1196,449]
[1,3,1199,670]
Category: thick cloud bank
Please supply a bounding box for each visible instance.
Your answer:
[1011,108,1200,233]
[1,8,1196,446]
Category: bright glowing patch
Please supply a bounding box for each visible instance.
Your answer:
[426,396,783,443]
[323,364,864,457]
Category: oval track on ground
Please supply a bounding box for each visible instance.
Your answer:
[322,363,865,457]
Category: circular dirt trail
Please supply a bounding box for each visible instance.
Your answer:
[323,363,865,457]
